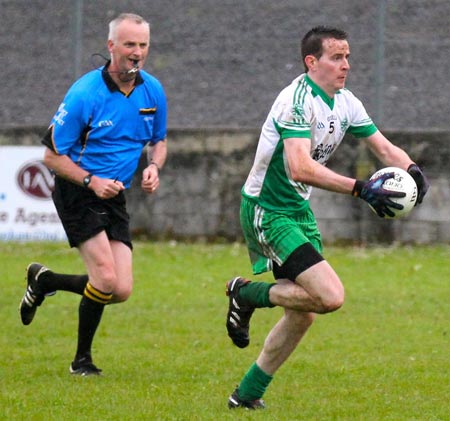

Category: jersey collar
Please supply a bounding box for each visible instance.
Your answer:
[102,61,144,93]
[304,74,339,109]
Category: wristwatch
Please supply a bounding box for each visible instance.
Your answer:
[83,173,93,188]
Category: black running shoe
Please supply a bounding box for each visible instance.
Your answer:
[19,263,55,326]
[70,356,102,376]
[226,277,255,348]
[228,388,265,410]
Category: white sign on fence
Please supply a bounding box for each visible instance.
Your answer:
[0,146,67,241]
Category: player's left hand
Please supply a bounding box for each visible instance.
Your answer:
[141,163,160,194]
[407,164,429,205]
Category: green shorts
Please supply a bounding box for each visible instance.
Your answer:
[240,196,323,275]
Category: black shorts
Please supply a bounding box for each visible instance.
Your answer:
[52,176,132,249]
[272,242,324,282]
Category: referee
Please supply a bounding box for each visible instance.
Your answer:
[19,13,167,375]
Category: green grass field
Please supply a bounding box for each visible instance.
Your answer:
[1,241,449,420]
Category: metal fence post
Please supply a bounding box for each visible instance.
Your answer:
[72,0,84,81]
[374,0,386,127]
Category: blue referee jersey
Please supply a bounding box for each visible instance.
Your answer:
[42,63,167,188]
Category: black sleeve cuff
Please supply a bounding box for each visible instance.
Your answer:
[352,180,365,197]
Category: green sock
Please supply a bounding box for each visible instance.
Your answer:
[239,281,275,308]
[238,362,273,401]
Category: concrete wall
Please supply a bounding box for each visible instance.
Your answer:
[129,129,449,245]
[3,127,448,245]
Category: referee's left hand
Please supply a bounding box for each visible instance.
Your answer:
[141,164,160,194]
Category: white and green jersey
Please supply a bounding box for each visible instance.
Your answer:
[242,74,377,213]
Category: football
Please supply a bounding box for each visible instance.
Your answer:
[369,167,418,218]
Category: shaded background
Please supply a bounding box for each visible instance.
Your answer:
[2,0,449,131]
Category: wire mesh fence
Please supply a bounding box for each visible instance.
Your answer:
[1,0,449,131]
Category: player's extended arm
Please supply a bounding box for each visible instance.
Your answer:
[284,137,405,217]
[284,137,356,194]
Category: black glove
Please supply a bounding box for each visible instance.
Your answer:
[352,172,406,218]
[407,164,429,205]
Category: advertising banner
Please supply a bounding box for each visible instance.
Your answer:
[0,146,66,241]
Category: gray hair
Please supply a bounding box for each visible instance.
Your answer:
[108,13,150,42]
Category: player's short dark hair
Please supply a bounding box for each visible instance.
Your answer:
[301,26,348,72]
